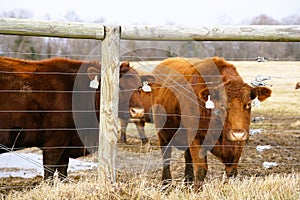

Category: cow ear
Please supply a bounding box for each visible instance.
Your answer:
[120,61,130,68]
[87,67,101,81]
[251,87,272,101]
[295,82,300,89]
[199,88,210,101]
[120,61,131,76]
[141,75,156,84]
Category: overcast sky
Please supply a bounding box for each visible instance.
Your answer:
[1,0,300,25]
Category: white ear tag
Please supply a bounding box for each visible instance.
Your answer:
[205,95,215,109]
[142,81,152,92]
[89,75,99,89]
[252,97,260,108]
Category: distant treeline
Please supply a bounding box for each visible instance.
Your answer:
[0,11,299,61]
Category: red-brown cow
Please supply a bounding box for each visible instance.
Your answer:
[0,56,144,180]
[151,57,272,189]
[119,74,156,144]
[295,82,300,89]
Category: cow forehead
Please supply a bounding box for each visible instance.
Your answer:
[221,81,252,101]
[119,68,142,88]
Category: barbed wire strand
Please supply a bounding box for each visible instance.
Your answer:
[0,50,299,188]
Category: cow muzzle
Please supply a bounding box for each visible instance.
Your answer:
[227,129,249,142]
[129,107,144,119]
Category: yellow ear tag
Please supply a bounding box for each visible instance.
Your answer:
[205,95,215,109]
[89,75,99,89]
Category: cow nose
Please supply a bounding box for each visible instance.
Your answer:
[129,108,144,118]
[228,129,249,141]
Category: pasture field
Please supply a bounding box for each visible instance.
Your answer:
[0,61,299,199]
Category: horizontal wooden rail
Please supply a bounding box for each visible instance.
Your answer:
[0,18,300,42]
[121,25,300,42]
[0,18,105,39]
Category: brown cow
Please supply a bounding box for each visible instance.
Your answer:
[151,57,272,189]
[0,56,144,180]
[119,74,156,144]
[295,82,300,89]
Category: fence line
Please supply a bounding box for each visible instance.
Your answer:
[0,17,299,188]
[1,18,300,42]
[2,143,299,151]
[0,18,105,40]
[120,25,300,41]
[3,50,300,61]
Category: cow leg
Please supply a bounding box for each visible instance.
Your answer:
[225,164,238,178]
[189,141,208,190]
[56,150,69,181]
[43,149,70,181]
[224,149,243,178]
[135,120,149,144]
[224,156,240,178]
[119,119,128,143]
[161,144,172,185]
[184,148,194,184]
[42,149,61,180]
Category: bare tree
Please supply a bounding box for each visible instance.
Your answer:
[281,15,300,25]
[250,14,280,25]
[0,10,41,59]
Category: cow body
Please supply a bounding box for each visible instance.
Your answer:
[151,57,272,189]
[0,56,144,180]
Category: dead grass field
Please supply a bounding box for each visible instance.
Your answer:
[0,60,299,199]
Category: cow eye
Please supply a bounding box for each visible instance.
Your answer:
[245,101,252,110]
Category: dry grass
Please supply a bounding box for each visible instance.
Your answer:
[1,172,299,200]
[1,61,300,199]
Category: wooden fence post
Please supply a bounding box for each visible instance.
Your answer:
[98,26,120,183]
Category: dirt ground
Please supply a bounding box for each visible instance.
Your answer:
[0,61,299,193]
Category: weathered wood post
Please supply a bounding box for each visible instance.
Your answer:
[98,26,120,183]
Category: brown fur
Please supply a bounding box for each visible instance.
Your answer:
[119,81,158,144]
[0,56,144,180]
[151,57,272,189]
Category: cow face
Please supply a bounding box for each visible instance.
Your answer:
[199,80,271,142]
[118,62,145,120]
[87,62,145,120]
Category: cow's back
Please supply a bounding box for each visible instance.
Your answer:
[0,57,97,154]
[152,57,242,114]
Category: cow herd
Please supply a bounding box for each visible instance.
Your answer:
[0,55,279,189]
[0,57,145,180]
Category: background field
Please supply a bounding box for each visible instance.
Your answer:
[0,61,299,199]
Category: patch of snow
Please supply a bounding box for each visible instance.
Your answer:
[262,161,278,169]
[256,145,272,152]
[250,128,263,136]
[0,152,97,178]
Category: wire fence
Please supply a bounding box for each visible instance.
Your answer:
[0,46,299,190]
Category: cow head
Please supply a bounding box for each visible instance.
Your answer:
[199,80,271,142]
[87,62,145,120]
[295,82,300,90]
[118,62,146,120]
